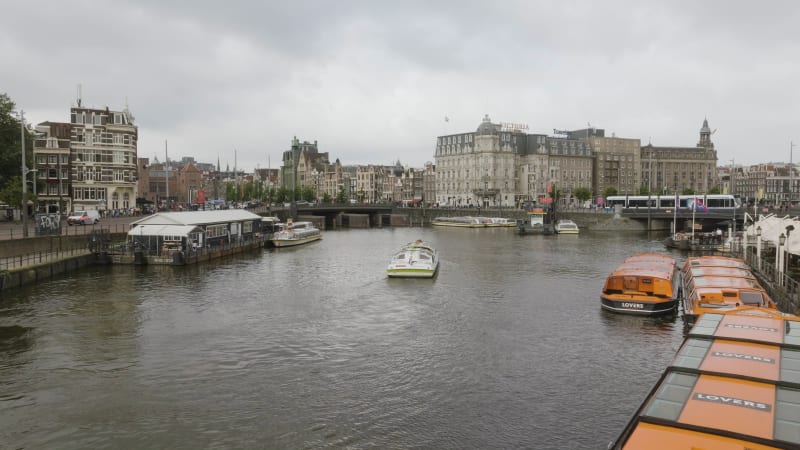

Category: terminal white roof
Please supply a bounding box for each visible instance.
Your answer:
[746,213,800,256]
[129,210,262,227]
[127,224,200,237]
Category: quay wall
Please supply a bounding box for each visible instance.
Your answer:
[0,233,128,258]
[0,253,97,292]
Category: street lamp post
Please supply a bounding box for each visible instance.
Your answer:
[786,225,795,281]
[756,226,762,271]
[778,233,786,286]
[18,111,30,238]
[791,141,797,208]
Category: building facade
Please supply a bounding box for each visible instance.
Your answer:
[640,119,718,195]
[435,115,593,208]
[33,103,138,214]
[33,122,72,214]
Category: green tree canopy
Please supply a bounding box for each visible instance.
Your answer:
[603,186,618,198]
[335,186,347,203]
[574,187,592,203]
[0,93,31,194]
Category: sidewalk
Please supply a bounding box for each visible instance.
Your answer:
[0,217,136,241]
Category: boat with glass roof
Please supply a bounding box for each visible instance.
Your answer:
[680,256,777,328]
[270,220,322,248]
[431,216,486,228]
[386,240,439,278]
[600,253,680,315]
[609,308,800,449]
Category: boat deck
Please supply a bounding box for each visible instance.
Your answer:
[611,310,800,449]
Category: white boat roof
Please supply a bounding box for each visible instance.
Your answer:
[129,210,262,227]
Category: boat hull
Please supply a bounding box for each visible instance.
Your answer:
[271,235,322,248]
[387,267,438,278]
[517,224,555,235]
[600,296,678,316]
[556,229,579,234]
[431,221,485,228]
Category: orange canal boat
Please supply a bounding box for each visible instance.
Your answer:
[609,309,800,449]
[680,256,777,327]
[601,253,680,315]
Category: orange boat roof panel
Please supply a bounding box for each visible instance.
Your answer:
[679,375,775,440]
[700,340,781,381]
[622,422,782,450]
[713,315,785,344]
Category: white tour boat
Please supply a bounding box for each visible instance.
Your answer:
[555,219,580,234]
[386,240,439,278]
[270,220,322,248]
[431,216,485,228]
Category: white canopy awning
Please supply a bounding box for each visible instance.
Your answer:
[746,214,800,256]
[127,224,200,238]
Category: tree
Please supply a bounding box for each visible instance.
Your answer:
[574,187,592,203]
[603,186,618,198]
[0,175,22,207]
[335,186,347,203]
[682,188,695,195]
[709,186,721,194]
[639,185,650,195]
[0,93,31,195]
[301,185,316,202]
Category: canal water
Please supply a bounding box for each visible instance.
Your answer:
[0,227,686,449]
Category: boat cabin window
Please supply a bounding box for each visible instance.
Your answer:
[739,291,764,306]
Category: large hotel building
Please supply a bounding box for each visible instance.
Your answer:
[434,115,717,207]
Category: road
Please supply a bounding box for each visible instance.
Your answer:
[0,216,140,241]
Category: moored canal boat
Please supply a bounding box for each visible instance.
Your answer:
[600,253,679,315]
[517,208,555,235]
[609,309,800,449]
[270,220,322,248]
[554,219,579,234]
[431,216,485,228]
[679,256,777,328]
[386,240,439,278]
[481,217,517,227]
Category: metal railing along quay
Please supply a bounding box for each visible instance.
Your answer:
[0,222,135,241]
[738,243,800,315]
[0,245,92,271]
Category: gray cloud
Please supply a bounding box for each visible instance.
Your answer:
[5,0,800,171]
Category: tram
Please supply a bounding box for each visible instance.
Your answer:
[605,194,740,211]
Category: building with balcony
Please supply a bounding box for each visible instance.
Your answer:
[33,122,72,214]
[69,105,138,212]
[33,103,138,214]
[435,115,593,208]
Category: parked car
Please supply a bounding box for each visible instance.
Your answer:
[67,210,101,225]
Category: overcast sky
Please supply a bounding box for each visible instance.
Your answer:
[4,1,800,171]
